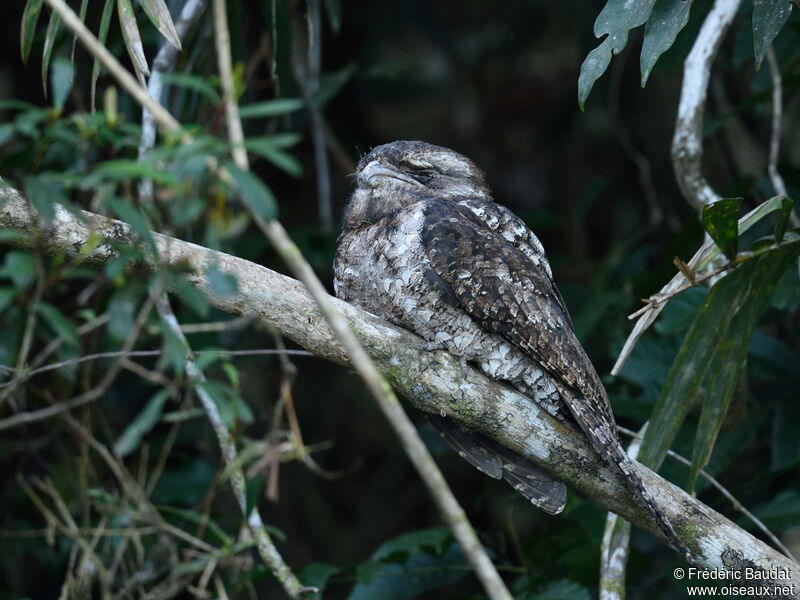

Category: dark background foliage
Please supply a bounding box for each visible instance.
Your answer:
[1,1,799,598]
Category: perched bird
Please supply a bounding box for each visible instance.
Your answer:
[334,140,690,560]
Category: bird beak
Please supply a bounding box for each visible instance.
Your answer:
[358,160,423,188]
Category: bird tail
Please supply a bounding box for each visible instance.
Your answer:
[561,391,694,564]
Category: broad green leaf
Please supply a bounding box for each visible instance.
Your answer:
[300,562,340,600]
[71,0,90,61]
[347,528,469,600]
[137,0,182,50]
[161,72,221,104]
[578,0,657,109]
[687,239,800,489]
[640,236,800,471]
[91,0,115,110]
[226,163,278,221]
[42,7,61,99]
[21,0,44,64]
[196,380,253,427]
[117,0,151,82]
[702,198,741,261]
[0,251,36,290]
[245,138,303,177]
[151,460,216,505]
[88,159,180,187]
[641,0,694,85]
[50,56,74,110]
[238,98,304,119]
[0,287,18,313]
[753,0,792,68]
[206,264,238,297]
[750,490,800,532]
[36,301,80,348]
[114,388,171,457]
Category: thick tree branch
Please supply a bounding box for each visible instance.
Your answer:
[1,187,798,596]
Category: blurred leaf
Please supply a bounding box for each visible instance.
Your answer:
[640,236,800,473]
[205,264,238,298]
[772,391,800,469]
[196,380,253,427]
[238,98,304,119]
[103,195,156,251]
[161,72,220,104]
[226,163,278,221]
[71,0,89,61]
[151,460,216,505]
[50,56,74,110]
[750,491,800,532]
[158,505,232,545]
[653,286,708,335]
[170,275,210,318]
[246,137,303,177]
[0,252,36,290]
[316,63,357,106]
[578,0,656,109]
[752,0,792,68]
[114,388,171,457]
[36,301,80,348]
[534,579,592,600]
[137,0,182,50]
[702,198,741,261]
[117,0,151,82]
[89,159,180,187]
[324,0,342,34]
[347,528,469,600]
[0,287,17,313]
[158,319,186,376]
[20,0,44,64]
[108,286,141,342]
[641,0,694,85]
[41,7,61,99]
[91,0,115,110]
[300,562,340,600]
[774,196,792,243]
[24,174,64,222]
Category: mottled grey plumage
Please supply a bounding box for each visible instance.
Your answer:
[334,140,690,559]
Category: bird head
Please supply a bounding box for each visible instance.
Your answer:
[342,140,490,228]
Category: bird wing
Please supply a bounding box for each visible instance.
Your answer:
[419,198,617,436]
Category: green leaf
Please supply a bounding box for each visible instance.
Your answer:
[640,237,800,472]
[324,0,342,34]
[21,0,44,64]
[50,55,74,110]
[0,287,18,313]
[103,195,156,251]
[753,0,792,68]
[107,286,141,342]
[42,7,61,99]
[245,137,304,177]
[196,380,253,427]
[24,174,64,222]
[88,159,180,187]
[774,196,792,243]
[91,0,115,110]
[117,0,151,81]
[226,163,278,221]
[702,198,741,261]
[136,0,182,50]
[535,579,592,600]
[0,251,36,290]
[161,72,221,104]
[238,98,305,119]
[750,491,800,532]
[640,0,694,85]
[315,63,357,107]
[36,302,80,348]
[578,0,657,109]
[347,528,469,600]
[300,562,340,600]
[114,388,171,457]
[206,264,238,298]
[170,276,210,318]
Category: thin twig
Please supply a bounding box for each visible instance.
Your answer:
[765,47,788,199]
